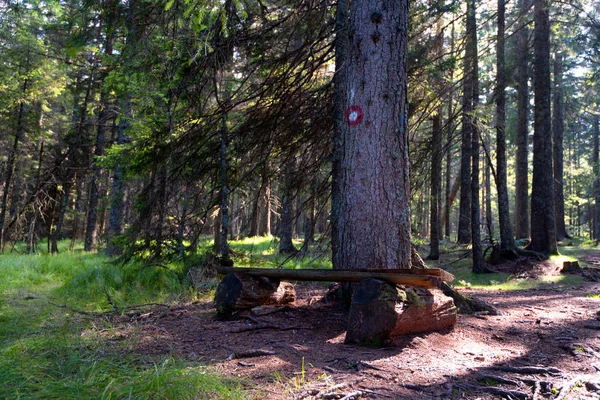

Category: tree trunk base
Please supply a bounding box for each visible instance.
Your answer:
[345,278,457,346]
[214,273,296,318]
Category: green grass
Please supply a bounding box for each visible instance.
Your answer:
[229,236,332,270]
[0,243,246,399]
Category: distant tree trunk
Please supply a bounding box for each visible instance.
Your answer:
[552,52,567,241]
[84,11,114,252]
[219,111,230,261]
[496,0,516,250]
[467,0,485,272]
[177,187,189,257]
[50,180,73,253]
[279,159,297,254]
[515,0,531,240]
[458,0,475,245]
[301,194,315,255]
[257,168,271,236]
[529,0,557,255]
[428,109,442,260]
[0,99,26,252]
[106,98,130,256]
[444,22,455,239]
[26,140,44,253]
[332,0,410,273]
[70,176,85,251]
[593,115,600,240]
[428,23,443,260]
[485,129,493,239]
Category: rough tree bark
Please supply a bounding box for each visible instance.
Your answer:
[428,109,442,260]
[529,0,557,255]
[444,23,455,239]
[332,0,410,274]
[278,159,297,255]
[428,23,443,260]
[593,115,600,240]
[457,0,475,245]
[515,0,531,240]
[496,0,516,251]
[553,52,568,241]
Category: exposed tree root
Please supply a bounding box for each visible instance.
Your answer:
[486,365,563,376]
[455,383,528,399]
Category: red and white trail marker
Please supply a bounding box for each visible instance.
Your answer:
[345,105,364,126]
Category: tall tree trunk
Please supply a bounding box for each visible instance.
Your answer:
[444,22,455,239]
[106,98,130,256]
[467,0,485,272]
[428,109,442,260]
[552,52,567,241]
[593,115,600,240]
[70,175,85,251]
[219,111,230,261]
[26,140,44,253]
[331,0,348,271]
[529,0,557,255]
[333,0,410,273]
[458,0,475,245]
[496,0,516,250]
[0,99,26,252]
[515,0,531,240]
[50,180,73,253]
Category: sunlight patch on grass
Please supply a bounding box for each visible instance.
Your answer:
[0,245,246,399]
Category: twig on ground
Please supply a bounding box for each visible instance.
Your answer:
[358,387,393,398]
[48,301,102,317]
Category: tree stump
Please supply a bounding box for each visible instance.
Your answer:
[561,261,581,273]
[214,273,296,317]
[345,278,457,345]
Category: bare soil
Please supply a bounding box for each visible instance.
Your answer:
[102,257,600,399]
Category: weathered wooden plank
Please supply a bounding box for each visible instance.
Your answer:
[215,267,452,288]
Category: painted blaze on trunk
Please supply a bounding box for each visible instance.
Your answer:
[333,0,411,270]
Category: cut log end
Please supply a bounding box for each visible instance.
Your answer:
[214,273,296,318]
[345,278,457,346]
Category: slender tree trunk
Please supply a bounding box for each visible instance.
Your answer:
[445,23,455,239]
[177,187,189,257]
[458,0,475,245]
[593,115,600,240]
[332,0,348,275]
[50,180,73,253]
[428,109,442,260]
[70,175,84,251]
[333,0,410,272]
[106,97,130,256]
[219,111,230,261]
[529,0,557,255]
[496,0,516,250]
[553,52,567,241]
[515,0,531,240]
[26,140,44,253]
[467,0,485,272]
[279,158,297,254]
[0,100,26,252]
[485,129,493,239]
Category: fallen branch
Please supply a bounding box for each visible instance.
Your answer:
[339,391,363,400]
[487,365,563,376]
[532,380,541,400]
[358,387,393,398]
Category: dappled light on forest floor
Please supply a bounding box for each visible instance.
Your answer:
[93,275,600,399]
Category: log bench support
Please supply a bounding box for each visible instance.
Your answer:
[214,273,296,318]
[213,268,457,342]
[345,278,457,345]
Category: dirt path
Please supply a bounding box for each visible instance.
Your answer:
[102,271,600,399]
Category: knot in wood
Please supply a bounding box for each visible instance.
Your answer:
[371,12,383,24]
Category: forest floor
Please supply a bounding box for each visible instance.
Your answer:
[100,250,600,400]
